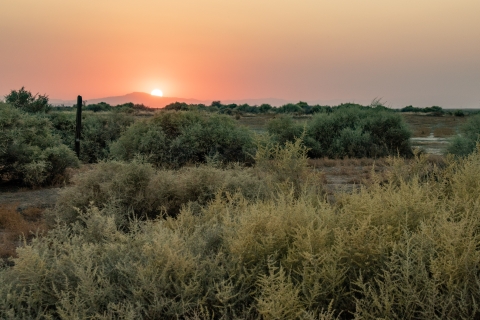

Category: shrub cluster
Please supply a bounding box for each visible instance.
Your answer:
[49,137,318,228]
[268,105,412,158]
[0,103,78,186]
[165,100,333,115]
[110,111,254,167]
[48,160,270,228]
[4,87,51,113]
[447,114,480,156]
[401,105,445,115]
[1,146,480,318]
[48,111,135,163]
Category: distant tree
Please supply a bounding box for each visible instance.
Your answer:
[259,104,272,113]
[5,87,51,113]
[276,103,303,114]
[401,105,416,112]
[165,102,189,111]
[84,102,112,112]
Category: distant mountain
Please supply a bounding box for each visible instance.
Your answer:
[49,92,348,108]
[50,92,209,109]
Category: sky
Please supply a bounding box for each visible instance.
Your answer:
[1,0,480,108]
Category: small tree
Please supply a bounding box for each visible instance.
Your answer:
[5,87,51,113]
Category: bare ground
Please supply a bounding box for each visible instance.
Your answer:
[0,187,64,212]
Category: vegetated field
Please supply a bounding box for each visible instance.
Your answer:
[2,95,480,318]
[2,143,480,318]
[238,112,470,155]
[238,112,468,135]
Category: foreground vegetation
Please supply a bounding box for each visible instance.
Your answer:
[2,88,480,318]
[1,142,480,318]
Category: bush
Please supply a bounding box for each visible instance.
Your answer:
[110,111,254,167]
[51,137,324,229]
[447,114,480,156]
[49,111,135,163]
[48,160,269,228]
[0,103,78,186]
[266,115,304,145]
[268,105,412,158]
[4,87,51,113]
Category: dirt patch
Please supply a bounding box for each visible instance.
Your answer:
[0,187,63,212]
[0,188,60,259]
[0,204,47,258]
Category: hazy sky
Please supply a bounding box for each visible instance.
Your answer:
[1,0,480,107]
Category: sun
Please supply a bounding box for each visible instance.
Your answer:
[151,89,163,97]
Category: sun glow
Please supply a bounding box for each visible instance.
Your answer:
[151,89,163,97]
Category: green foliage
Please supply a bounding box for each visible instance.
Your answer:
[49,111,135,163]
[164,101,190,111]
[447,114,480,156]
[83,102,155,113]
[111,111,254,167]
[0,103,78,186]
[166,100,333,115]
[4,87,51,113]
[266,115,304,145]
[268,105,412,158]
[401,105,445,115]
[2,148,480,318]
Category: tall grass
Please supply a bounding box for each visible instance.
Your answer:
[1,146,480,318]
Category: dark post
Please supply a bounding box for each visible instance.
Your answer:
[75,95,82,158]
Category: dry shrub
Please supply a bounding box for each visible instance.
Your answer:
[254,135,324,197]
[48,160,271,228]
[0,204,46,258]
[2,147,480,318]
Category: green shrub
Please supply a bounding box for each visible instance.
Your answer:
[0,103,78,186]
[268,105,412,158]
[4,87,51,113]
[49,111,135,163]
[266,115,304,145]
[447,114,480,156]
[111,111,254,167]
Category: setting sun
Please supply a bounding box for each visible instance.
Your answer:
[151,89,163,97]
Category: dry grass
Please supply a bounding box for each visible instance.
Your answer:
[308,157,388,168]
[412,125,431,137]
[433,126,455,137]
[0,204,46,258]
[402,113,467,138]
[236,114,277,132]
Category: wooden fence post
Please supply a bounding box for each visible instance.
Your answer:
[75,95,82,158]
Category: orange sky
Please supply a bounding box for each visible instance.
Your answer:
[1,0,480,107]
